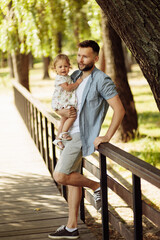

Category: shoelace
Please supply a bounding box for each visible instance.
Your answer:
[94,191,101,201]
[56,225,65,232]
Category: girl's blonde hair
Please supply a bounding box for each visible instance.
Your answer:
[51,54,71,69]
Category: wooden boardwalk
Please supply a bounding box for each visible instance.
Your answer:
[0,91,97,240]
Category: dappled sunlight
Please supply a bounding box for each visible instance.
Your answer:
[0,172,69,235]
[0,92,71,239]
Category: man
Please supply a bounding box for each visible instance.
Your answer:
[48,40,125,239]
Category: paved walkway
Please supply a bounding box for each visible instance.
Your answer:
[0,90,96,240]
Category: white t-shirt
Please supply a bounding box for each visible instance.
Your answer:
[70,75,90,134]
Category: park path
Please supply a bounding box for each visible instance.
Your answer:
[0,89,96,240]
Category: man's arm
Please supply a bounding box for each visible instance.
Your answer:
[56,107,77,119]
[94,95,125,149]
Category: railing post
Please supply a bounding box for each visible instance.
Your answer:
[61,185,67,201]
[32,105,36,143]
[28,102,32,135]
[40,112,45,160]
[35,108,40,151]
[100,153,109,240]
[26,100,30,132]
[30,104,33,139]
[132,174,142,240]
[51,122,56,172]
[80,158,85,223]
[45,117,50,171]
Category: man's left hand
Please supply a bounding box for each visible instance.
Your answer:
[94,136,109,150]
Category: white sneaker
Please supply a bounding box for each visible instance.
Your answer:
[93,188,101,211]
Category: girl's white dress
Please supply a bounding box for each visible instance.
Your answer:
[52,75,77,110]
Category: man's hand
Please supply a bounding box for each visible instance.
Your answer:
[94,135,110,150]
[56,107,77,118]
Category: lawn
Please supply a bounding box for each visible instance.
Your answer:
[0,62,160,168]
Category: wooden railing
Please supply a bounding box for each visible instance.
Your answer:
[13,81,160,240]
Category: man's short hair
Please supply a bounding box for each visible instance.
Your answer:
[78,40,100,55]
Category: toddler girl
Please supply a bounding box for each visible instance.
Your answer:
[51,54,82,149]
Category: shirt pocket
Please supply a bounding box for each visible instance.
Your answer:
[87,87,100,108]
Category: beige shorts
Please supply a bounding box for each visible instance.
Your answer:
[54,132,82,174]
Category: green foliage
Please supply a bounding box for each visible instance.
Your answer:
[0,0,61,56]
[131,137,160,167]
[0,0,102,58]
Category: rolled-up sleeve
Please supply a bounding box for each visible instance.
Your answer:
[98,75,118,100]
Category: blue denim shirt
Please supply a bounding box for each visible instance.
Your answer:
[71,67,118,157]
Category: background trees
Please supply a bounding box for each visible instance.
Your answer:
[101,11,138,141]
[0,0,93,87]
[0,0,159,142]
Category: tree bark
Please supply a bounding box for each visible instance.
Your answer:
[42,56,50,80]
[98,45,106,73]
[96,0,160,111]
[101,11,138,141]
[8,54,14,78]
[56,32,62,54]
[29,52,34,69]
[12,52,30,91]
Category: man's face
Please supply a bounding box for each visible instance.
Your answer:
[77,47,99,71]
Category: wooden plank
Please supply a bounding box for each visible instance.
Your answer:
[0,226,94,240]
[0,92,97,240]
[0,212,69,224]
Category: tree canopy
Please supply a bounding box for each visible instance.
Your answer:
[0,0,100,58]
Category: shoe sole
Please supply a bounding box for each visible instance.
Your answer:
[48,234,79,239]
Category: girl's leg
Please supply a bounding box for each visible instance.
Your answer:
[53,117,67,149]
[62,116,76,133]
[56,116,67,138]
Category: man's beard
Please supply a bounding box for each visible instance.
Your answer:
[78,62,94,71]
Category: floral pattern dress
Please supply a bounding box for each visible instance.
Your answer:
[51,75,77,110]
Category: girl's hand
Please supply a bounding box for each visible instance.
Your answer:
[94,135,110,150]
[56,107,76,118]
[77,78,83,85]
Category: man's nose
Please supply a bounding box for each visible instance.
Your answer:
[79,56,83,63]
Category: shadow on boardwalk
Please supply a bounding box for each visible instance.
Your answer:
[0,91,96,239]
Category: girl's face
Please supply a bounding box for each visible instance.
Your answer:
[55,59,70,76]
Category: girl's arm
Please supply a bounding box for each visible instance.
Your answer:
[60,78,82,92]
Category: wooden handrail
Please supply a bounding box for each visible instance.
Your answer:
[12,80,60,127]
[13,80,160,240]
[98,143,160,189]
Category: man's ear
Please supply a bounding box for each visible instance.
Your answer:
[94,55,99,63]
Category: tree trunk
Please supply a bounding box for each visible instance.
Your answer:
[42,56,50,80]
[0,51,7,68]
[96,0,160,111]
[56,32,62,54]
[98,45,106,73]
[12,52,29,91]
[101,11,138,141]
[29,52,34,69]
[8,54,14,78]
